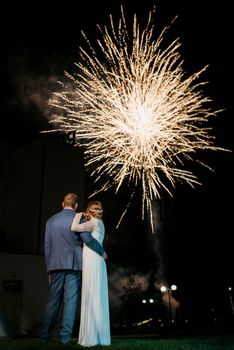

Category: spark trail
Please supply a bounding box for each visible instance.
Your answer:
[48,6,224,227]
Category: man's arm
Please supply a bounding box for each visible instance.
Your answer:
[80,231,106,257]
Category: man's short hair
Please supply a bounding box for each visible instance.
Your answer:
[63,193,78,208]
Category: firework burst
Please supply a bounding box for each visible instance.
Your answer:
[48,6,224,227]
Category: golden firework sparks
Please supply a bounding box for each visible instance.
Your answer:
[48,6,225,228]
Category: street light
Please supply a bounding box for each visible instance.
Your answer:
[160,284,178,324]
[171,284,177,291]
[142,298,155,304]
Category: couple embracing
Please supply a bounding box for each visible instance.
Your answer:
[40,193,111,347]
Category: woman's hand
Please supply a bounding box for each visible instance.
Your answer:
[87,213,92,221]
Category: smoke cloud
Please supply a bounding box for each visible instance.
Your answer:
[108,266,150,307]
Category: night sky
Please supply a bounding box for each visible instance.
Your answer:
[2,0,234,325]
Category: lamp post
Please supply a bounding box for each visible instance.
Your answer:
[160,284,177,324]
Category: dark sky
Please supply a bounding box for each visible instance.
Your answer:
[2,0,234,317]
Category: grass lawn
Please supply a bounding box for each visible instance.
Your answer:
[0,335,234,350]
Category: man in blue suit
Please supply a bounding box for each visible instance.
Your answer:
[40,193,107,345]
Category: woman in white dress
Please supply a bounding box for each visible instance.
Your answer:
[71,200,111,347]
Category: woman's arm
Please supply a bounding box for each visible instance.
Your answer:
[71,212,82,231]
[71,215,95,232]
[72,215,106,257]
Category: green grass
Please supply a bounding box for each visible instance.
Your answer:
[0,335,234,350]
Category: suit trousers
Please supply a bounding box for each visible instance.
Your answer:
[40,270,81,344]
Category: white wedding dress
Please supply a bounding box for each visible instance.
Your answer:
[71,213,111,347]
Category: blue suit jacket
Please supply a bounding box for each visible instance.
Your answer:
[44,208,105,272]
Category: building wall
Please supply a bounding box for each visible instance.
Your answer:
[0,253,47,337]
[0,138,85,336]
[0,139,85,254]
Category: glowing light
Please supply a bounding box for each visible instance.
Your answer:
[134,317,153,326]
[160,286,167,293]
[171,284,177,291]
[48,6,226,226]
